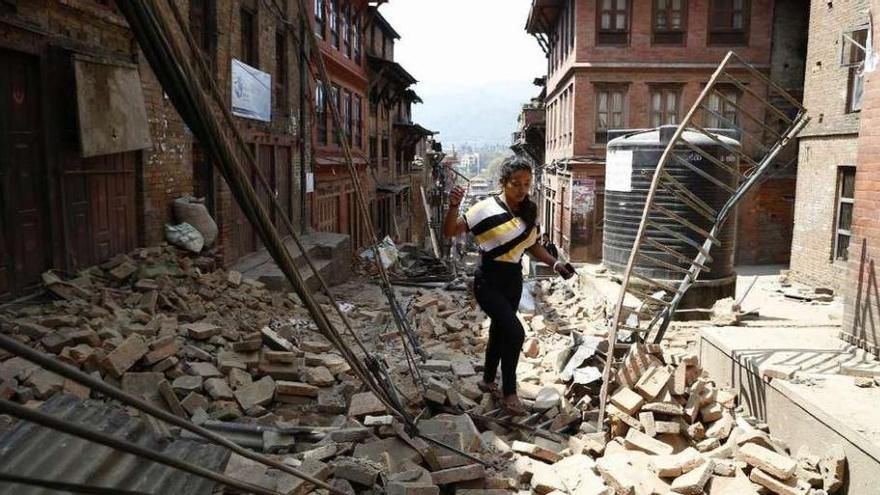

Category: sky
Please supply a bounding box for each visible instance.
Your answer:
[380,0,547,146]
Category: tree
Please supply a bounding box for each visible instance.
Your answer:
[482,155,507,185]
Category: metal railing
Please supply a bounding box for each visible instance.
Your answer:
[595,51,810,430]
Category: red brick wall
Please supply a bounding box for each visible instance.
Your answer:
[139,58,194,247]
[0,1,194,260]
[789,0,867,289]
[7,0,309,267]
[202,0,306,264]
[789,136,858,289]
[735,176,796,265]
[841,0,880,356]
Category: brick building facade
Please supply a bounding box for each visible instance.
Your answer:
[365,8,434,245]
[309,2,432,250]
[0,0,434,300]
[526,0,806,265]
[309,0,370,249]
[841,0,880,356]
[0,0,310,299]
[789,0,868,292]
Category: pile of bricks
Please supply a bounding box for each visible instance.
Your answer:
[0,247,853,494]
[0,246,360,423]
[578,344,846,495]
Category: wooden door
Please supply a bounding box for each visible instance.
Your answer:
[0,49,49,298]
[230,143,257,261]
[257,144,274,229]
[275,146,292,228]
[64,152,137,268]
[192,142,214,214]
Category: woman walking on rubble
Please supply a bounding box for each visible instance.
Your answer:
[442,156,574,415]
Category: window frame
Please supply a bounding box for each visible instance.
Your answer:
[844,28,868,113]
[240,4,258,67]
[652,0,687,45]
[314,0,324,38]
[354,94,363,149]
[329,0,339,49]
[190,0,218,71]
[596,0,631,46]
[315,82,327,145]
[707,0,750,46]
[704,85,741,129]
[594,85,627,144]
[833,166,856,262]
[344,89,353,144]
[331,84,341,145]
[352,9,361,64]
[649,85,683,127]
[342,1,351,58]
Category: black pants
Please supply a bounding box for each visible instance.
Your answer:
[474,260,525,396]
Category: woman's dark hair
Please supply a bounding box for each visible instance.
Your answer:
[499,156,537,228]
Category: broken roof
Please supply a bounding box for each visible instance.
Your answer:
[394,121,435,136]
[367,55,417,86]
[525,0,564,34]
[368,6,401,40]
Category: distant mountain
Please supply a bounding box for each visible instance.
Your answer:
[413,80,541,148]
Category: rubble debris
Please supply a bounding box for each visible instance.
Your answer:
[0,246,856,495]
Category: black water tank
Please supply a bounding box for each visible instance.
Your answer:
[603,125,739,310]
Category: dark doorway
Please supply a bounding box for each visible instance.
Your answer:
[0,49,50,298]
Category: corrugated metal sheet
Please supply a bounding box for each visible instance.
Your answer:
[0,394,230,495]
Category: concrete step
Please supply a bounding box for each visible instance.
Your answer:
[299,231,350,261]
[233,232,351,292]
[233,239,319,274]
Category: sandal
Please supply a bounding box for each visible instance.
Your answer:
[502,394,527,416]
[477,380,502,399]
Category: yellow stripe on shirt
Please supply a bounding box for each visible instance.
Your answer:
[474,217,521,246]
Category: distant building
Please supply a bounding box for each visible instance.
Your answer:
[310,1,433,248]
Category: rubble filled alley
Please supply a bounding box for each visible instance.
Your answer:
[0,243,872,495]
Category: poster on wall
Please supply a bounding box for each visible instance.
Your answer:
[570,178,596,217]
[606,148,633,192]
[569,178,597,261]
[231,59,271,122]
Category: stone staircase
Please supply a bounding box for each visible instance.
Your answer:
[232,232,351,292]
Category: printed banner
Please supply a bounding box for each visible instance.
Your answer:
[231,59,271,122]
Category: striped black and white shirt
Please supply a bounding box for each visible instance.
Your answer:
[463,196,538,263]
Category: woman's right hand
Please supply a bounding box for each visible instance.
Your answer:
[449,186,466,208]
[443,186,469,237]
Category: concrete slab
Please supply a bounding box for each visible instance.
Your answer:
[699,326,880,494]
[700,326,879,416]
